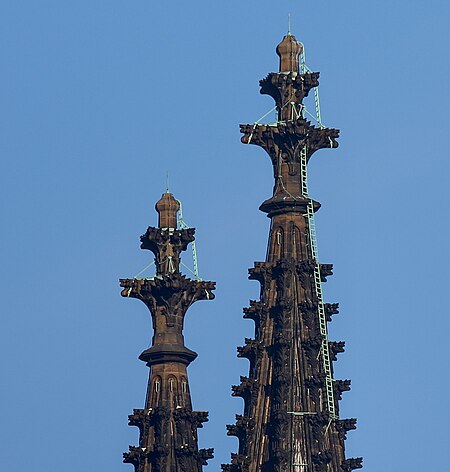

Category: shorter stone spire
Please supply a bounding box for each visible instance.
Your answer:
[120,194,215,472]
[276,33,303,73]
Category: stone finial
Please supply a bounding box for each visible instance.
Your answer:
[155,192,179,229]
[276,33,303,73]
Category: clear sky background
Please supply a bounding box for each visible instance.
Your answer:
[1,1,449,471]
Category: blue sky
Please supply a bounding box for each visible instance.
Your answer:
[1,1,449,471]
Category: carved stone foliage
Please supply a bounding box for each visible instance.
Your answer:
[231,376,258,413]
[311,450,333,472]
[296,259,316,287]
[324,303,340,322]
[176,446,198,472]
[335,418,357,441]
[237,338,264,373]
[123,444,171,472]
[232,376,258,396]
[128,408,153,443]
[334,380,352,401]
[173,408,209,429]
[175,415,213,471]
[125,406,213,472]
[222,453,250,472]
[319,263,333,282]
[248,262,274,290]
[329,341,346,361]
[272,258,296,294]
[299,299,319,312]
[123,446,147,472]
[267,409,290,471]
[269,338,291,408]
[152,406,171,446]
[221,463,240,472]
[270,300,294,343]
[267,447,290,472]
[268,406,290,445]
[297,259,317,274]
[196,449,214,466]
[299,299,320,330]
[306,373,326,404]
[221,464,239,472]
[240,119,339,167]
[190,410,210,428]
[227,415,255,454]
[307,412,331,444]
[243,300,268,339]
[259,72,320,111]
[232,376,258,412]
[341,457,363,471]
[303,336,323,370]
[119,275,215,326]
[175,446,213,472]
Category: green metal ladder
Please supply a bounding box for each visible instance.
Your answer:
[177,199,201,281]
[301,146,337,420]
[300,46,325,129]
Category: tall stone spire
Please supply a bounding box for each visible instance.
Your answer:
[120,192,215,472]
[223,34,362,472]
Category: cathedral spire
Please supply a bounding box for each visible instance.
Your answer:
[224,33,362,472]
[120,193,215,472]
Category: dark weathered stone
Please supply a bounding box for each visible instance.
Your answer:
[226,33,361,472]
[325,302,340,322]
[341,457,364,471]
[120,193,215,472]
[329,341,346,361]
[336,418,358,441]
